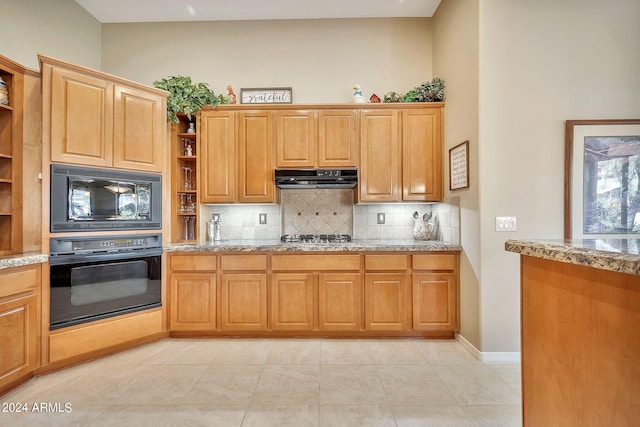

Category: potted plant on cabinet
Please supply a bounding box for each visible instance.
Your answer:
[153,75,225,124]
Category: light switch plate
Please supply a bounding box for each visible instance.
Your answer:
[377,213,385,224]
[496,216,516,231]
[259,213,267,225]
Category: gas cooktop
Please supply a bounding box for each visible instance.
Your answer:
[280,234,352,243]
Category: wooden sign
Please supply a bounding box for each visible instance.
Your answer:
[449,140,469,190]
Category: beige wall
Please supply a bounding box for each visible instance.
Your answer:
[101,18,433,103]
[478,0,640,352]
[432,0,481,349]
[4,0,101,70]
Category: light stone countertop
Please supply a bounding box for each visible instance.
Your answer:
[165,239,461,253]
[505,239,640,276]
[0,253,49,270]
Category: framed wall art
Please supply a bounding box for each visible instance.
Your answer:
[565,119,640,239]
[449,140,469,190]
[240,87,292,104]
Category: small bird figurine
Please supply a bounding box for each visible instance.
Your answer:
[227,85,237,104]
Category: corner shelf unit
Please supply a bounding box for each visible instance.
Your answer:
[171,114,198,243]
[0,55,25,255]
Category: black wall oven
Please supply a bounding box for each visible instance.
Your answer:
[49,234,162,330]
[50,164,162,232]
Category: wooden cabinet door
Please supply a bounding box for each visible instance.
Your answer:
[412,272,458,331]
[318,110,358,167]
[319,273,362,331]
[364,273,410,330]
[359,110,401,202]
[402,108,443,201]
[49,65,114,167]
[112,85,165,172]
[271,273,314,331]
[0,293,37,392]
[220,273,267,330]
[236,112,275,203]
[199,111,235,203]
[275,110,316,168]
[169,273,216,331]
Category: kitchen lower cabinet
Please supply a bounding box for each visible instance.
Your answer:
[165,251,459,337]
[169,274,216,331]
[0,264,40,394]
[364,254,410,331]
[318,273,362,331]
[271,273,314,331]
[364,273,410,331]
[412,254,459,333]
[220,273,268,330]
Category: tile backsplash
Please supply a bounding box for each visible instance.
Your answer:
[281,189,353,236]
[200,196,460,243]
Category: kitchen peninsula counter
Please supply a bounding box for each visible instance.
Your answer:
[505,238,640,275]
[165,239,461,253]
[0,253,48,270]
[506,239,639,427]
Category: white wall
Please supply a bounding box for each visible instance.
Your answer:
[4,0,101,70]
[432,0,481,349]
[478,0,640,351]
[101,18,433,103]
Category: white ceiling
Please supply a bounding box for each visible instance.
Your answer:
[74,0,441,23]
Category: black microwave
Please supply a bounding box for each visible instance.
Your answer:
[50,164,162,232]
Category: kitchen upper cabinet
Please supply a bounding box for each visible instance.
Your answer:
[199,110,235,203]
[40,54,166,172]
[275,109,359,168]
[359,109,402,202]
[236,111,275,203]
[359,105,444,203]
[318,110,359,168]
[0,264,40,395]
[402,108,443,201]
[112,85,165,172]
[275,110,316,168]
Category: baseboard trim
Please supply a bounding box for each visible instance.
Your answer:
[456,333,521,363]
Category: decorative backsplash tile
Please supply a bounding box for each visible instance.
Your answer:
[200,196,460,244]
[281,189,354,235]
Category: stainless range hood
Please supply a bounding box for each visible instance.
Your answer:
[275,169,358,189]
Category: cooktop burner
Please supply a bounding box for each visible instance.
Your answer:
[280,234,352,243]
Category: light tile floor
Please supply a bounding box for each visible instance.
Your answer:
[0,339,522,426]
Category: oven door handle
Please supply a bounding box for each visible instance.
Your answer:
[49,248,163,266]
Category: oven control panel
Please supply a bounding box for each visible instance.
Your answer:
[50,233,162,255]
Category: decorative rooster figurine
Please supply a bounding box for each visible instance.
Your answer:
[227,85,237,104]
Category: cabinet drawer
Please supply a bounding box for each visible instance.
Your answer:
[365,254,408,271]
[0,265,39,298]
[169,254,216,272]
[412,254,456,271]
[271,254,360,271]
[221,254,267,271]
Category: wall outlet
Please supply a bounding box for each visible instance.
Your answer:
[259,213,267,224]
[496,216,516,231]
[211,213,220,222]
[377,213,386,224]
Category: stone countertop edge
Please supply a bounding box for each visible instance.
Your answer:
[0,253,49,270]
[165,239,461,253]
[505,239,640,276]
